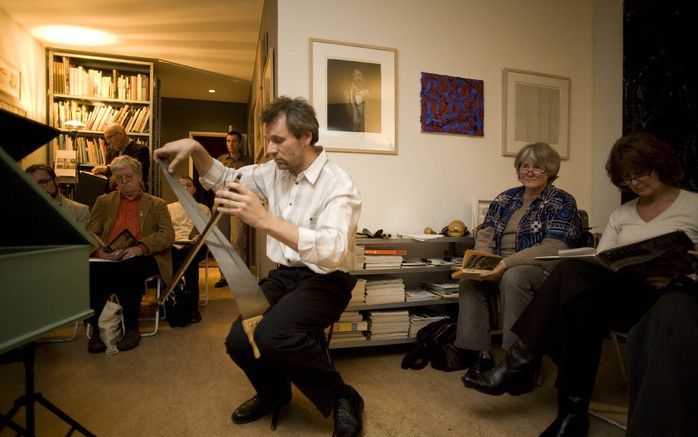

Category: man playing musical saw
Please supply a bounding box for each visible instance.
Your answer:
[155,96,364,436]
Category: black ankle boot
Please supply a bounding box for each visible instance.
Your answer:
[539,396,590,437]
[462,350,494,380]
[462,339,540,396]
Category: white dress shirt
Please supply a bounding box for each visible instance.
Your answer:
[199,147,362,273]
[167,201,211,241]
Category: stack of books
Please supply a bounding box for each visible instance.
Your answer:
[365,277,405,304]
[405,289,439,302]
[351,245,365,271]
[363,248,406,269]
[408,312,449,337]
[367,310,410,340]
[401,258,430,268]
[420,280,460,299]
[349,278,367,304]
[330,311,368,344]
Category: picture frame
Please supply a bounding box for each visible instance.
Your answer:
[472,199,493,230]
[502,69,570,159]
[309,38,397,154]
[0,57,21,100]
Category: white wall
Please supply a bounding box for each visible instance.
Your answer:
[0,8,47,166]
[277,0,621,234]
[591,0,623,230]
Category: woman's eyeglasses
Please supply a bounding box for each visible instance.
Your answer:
[518,166,545,176]
[619,172,651,187]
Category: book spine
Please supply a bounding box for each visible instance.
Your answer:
[363,249,408,255]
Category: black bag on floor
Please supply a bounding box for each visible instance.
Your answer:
[164,279,193,327]
[401,318,470,372]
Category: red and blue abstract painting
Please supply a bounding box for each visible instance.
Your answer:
[420,72,484,136]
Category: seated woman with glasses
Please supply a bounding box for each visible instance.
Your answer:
[463,132,698,437]
[451,142,581,376]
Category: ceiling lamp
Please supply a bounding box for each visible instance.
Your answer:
[32,25,117,46]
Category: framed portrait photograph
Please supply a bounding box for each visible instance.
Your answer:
[310,38,397,154]
[502,69,570,159]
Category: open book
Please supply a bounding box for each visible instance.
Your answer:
[535,230,695,276]
[451,249,503,279]
[89,228,138,254]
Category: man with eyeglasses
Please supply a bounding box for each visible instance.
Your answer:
[86,155,174,353]
[25,164,90,228]
[92,122,150,185]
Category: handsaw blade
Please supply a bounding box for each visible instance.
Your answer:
[157,158,269,319]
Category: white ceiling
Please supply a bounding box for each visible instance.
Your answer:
[0,0,264,103]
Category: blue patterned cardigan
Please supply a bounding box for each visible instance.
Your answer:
[482,185,581,255]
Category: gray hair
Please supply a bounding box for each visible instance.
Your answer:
[514,142,560,183]
[110,155,142,178]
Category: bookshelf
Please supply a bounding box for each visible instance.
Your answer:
[330,236,474,349]
[46,49,156,192]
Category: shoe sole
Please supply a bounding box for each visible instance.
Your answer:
[462,377,534,396]
[232,400,291,425]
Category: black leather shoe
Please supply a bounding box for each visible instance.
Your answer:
[231,394,290,429]
[333,387,364,437]
[232,395,272,425]
[214,278,228,288]
[462,339,540,396]
[87,334,106,354]
[540,411,589,437]
[462,350,494,381]
[540,396,590,437]
[116,329,141,352]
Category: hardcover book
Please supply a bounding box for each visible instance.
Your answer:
[451,250,502,279]
[535,230,695,276]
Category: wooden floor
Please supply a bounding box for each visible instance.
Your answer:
[0,268,628,436]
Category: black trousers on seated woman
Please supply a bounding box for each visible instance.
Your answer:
[511,259,661,410]
[224,266,355,417]
[89,256,158,329]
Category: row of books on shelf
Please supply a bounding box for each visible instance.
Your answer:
[52,137,147,166]
[351,245,461,271]
[52,57,150,101]
[328,310,450,343]
[348,277,461,305]
[52,101,150,134]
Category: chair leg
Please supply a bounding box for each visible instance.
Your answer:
[139,275,162,337]
[589,401,628,431]
[610,331,627,382]
[199,250,210,307]
[37,321,80,343]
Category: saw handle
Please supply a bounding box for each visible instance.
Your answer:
[242,315,264,359]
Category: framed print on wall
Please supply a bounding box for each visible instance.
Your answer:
[502,69,570,159]
[0,57,21,100]
[310,38,397,154]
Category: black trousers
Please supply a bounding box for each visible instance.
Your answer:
[626,289,698,436]
[224,266,356,417]
[89,256,158,329]
[512,259,658,403]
